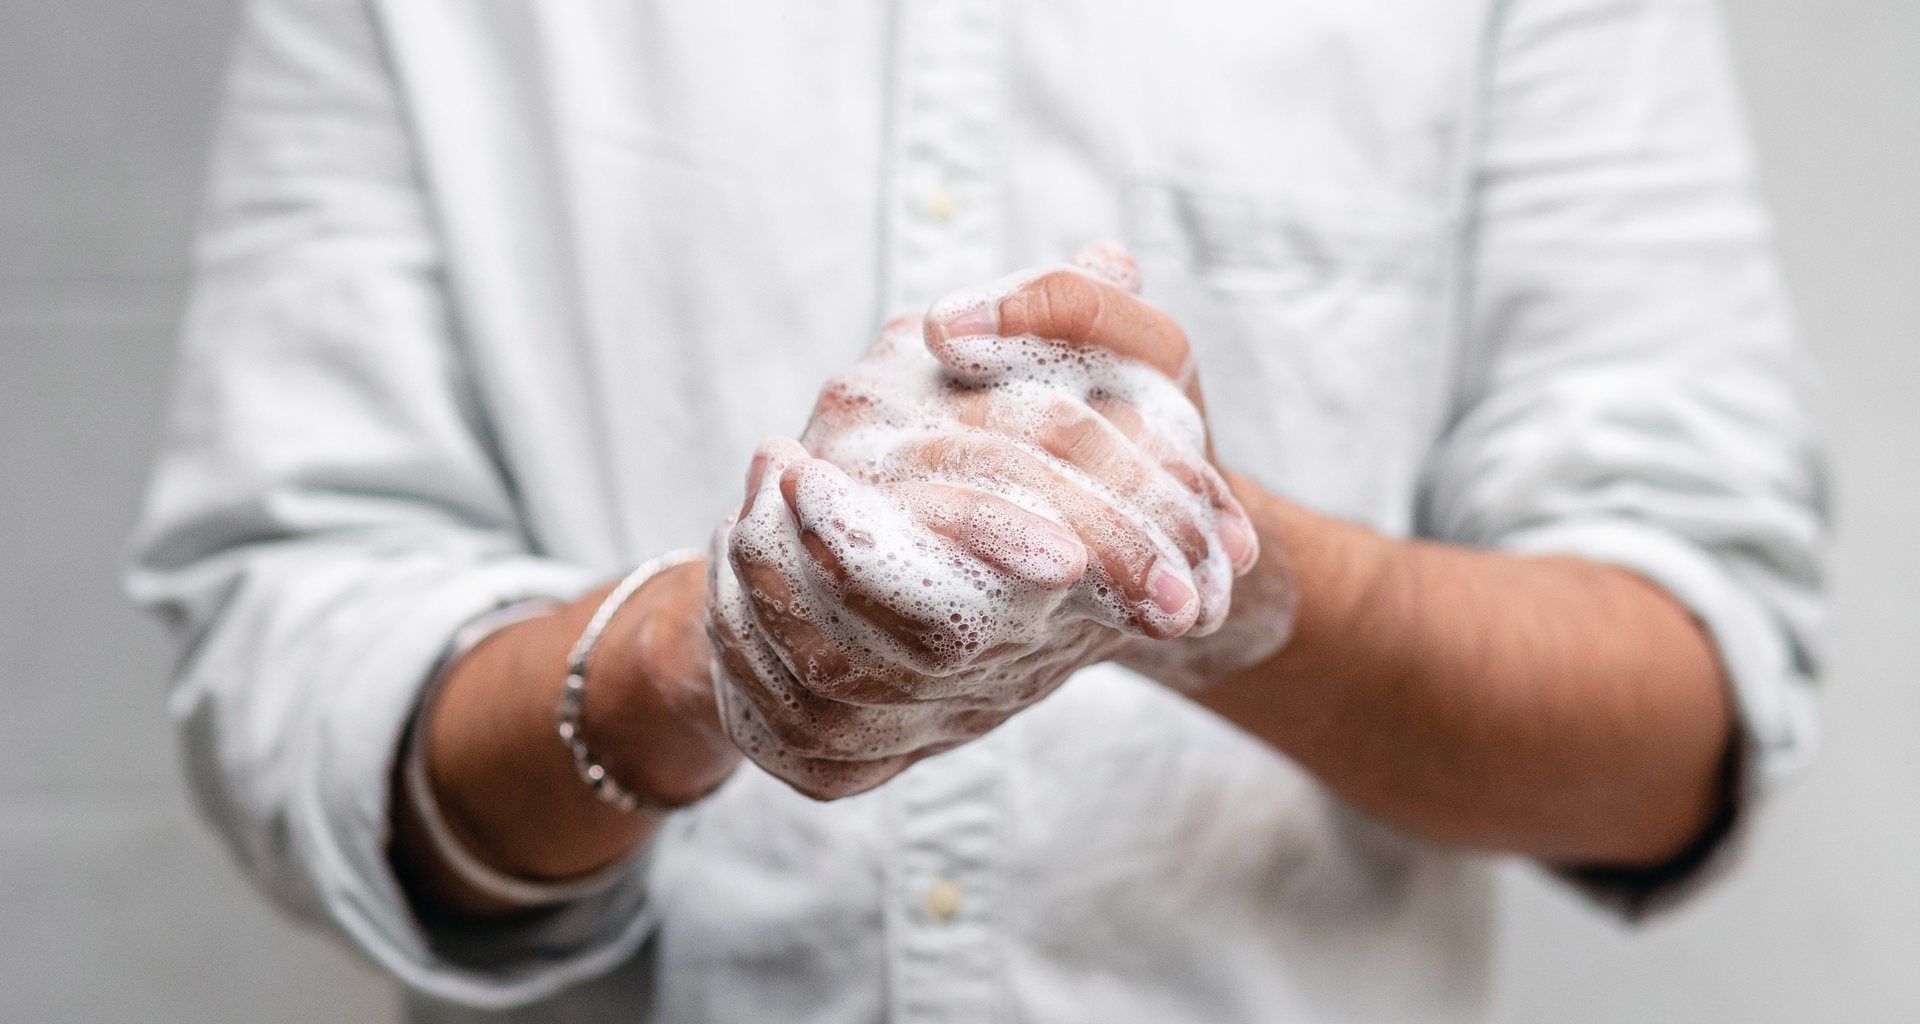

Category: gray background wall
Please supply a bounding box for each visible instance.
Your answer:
[0,1,1911,1020]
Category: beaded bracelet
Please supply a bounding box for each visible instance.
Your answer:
[554,548,705,814]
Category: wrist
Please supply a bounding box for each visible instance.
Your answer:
[1131,473,1403,694]
[1245,481,1393,643]
[420,560,736,889]
[1235,478,1410,679]
[581,559,742,808]
[423,601,645,883]
[1173,475,1416,748]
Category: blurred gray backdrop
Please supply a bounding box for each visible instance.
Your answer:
[1,2,1912,1021]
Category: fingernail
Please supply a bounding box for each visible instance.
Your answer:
[938,304,997,340]
[1147,562,1197,618]
[1219,511,1257,571]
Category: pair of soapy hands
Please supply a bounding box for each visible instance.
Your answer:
[705,244,1291,800]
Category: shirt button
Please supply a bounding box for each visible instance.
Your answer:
[924,878,963,922]
[924,186,958,224]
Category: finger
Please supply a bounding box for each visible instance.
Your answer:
[1085,394,1258,575]
[800,363,922,468]
[805,317,944,458]
[729,533,970,702]
[930,387,1216,574]
[740,437,811,514]
[1086,396,1205,500]
[990,394,1245,633]
[712,549,940,744]
[711,669,923,800]
[726,490,942,700]
[778,462,1077,675]
[928,330,1217,481]
[726,454,905,694]
[727,539,864,693]
[1003,395,1212,568]
[721,650,902,761]
[712,525,827,692]
[760,457,992,677]
[1215,489,1259,577]
[864,314,926,360]
[710,618,1002,765]
[888,481,1088,591]
[888,433,1200,639]
[774,460,853,583]
[928,267,1198,405]
[710,559,838,752]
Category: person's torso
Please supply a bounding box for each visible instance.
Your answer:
[382,2,1498,1020]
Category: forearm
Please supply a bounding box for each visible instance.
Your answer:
[1195,476,1734,867]
[390,561,739,918]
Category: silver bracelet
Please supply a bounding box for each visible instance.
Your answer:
[556,548,705,814]
[402,599,638,908]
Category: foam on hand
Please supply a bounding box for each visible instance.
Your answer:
[812,271,1238,637]
[706,248,1254,791]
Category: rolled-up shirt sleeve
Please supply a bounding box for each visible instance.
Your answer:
[124,0,656,1005]
[1422,0,1827,916]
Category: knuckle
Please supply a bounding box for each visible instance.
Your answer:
[1038,404,1112,468]
[1161,457,1207,496]
[1041,395,1098,435]
[1163,319,1193,359]
[895,434,959,477]
[951,389,990,428]
[728,527,778,574]
[788,637,861,694]
[1006,271,1100,340]
[1038,272,1101,339]
[1087,394,1147,440]
[813,374,876,418]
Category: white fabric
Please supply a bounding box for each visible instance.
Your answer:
[125,0,1825,1020]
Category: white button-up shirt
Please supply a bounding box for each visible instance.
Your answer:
[128,0,1825,1021]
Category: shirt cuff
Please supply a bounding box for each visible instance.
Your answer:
[289,557,664,1009]
[1496,517,1819,920]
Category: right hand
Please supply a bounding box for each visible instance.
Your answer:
[706,246,1258,800]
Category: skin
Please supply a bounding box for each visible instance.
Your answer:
[392,255,1732,918]
[703,253,1257,800]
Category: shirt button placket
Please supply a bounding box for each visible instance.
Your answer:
[889,731,1006,1024]
[878,2,1011,1015]
[878,0,1007,317]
